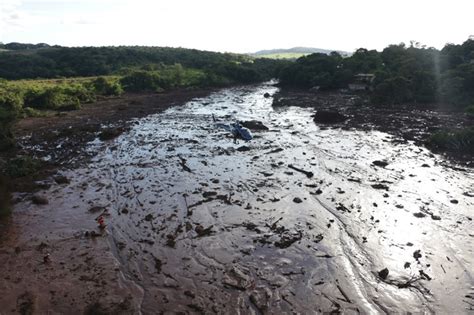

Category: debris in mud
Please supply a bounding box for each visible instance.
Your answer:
[88,206,106,213]
[263,92,271,98]
[166,234,176,248]
[288,164,314,178]
[267,147,284,154]
[195,224,213,237]
[336,203,351,213]
[222,266,253,290]
[202,191,217,198]
[419,270,432,281]
[378,268,389,280]
[413,212,426,218]
[32,194,48,205]
[17,291,36,315]
[144,214,154,222]
[372,160,389,167]
[413,250,422,261]
[154,257,162,273]
[293,197,303,203]
[240,120,269,131]
[275,231,303,249]
[249,289,270,313]
[237,145,251,152]
[53,175,70,184]
[178,155,192,173]
[371,183,389,190]
[99,127,126,141]
[450,199,459,204]
[312,110,348,124]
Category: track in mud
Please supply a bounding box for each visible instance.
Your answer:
[2,83,473,314]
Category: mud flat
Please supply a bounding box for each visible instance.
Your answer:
[0,83,473,313]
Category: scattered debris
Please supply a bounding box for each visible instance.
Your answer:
[288,164,314,178]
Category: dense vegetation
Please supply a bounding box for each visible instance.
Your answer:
[0,45,284,82]
[0,46,287,152]
[279,39,474,107]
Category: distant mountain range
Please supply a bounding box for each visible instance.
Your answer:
[250,47,350,59]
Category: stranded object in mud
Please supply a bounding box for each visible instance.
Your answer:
[312,110,349,124]
[213,114,253,143]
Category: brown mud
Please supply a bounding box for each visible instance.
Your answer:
[0,83,473,314]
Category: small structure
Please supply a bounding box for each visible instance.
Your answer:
[348,74,375,91]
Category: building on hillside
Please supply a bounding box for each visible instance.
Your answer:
[348,74,375,91]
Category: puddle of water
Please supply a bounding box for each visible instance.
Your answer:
[4,83,474,313]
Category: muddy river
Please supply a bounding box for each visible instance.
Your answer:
[1,83,473,314]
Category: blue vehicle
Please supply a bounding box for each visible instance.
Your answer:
[213,115,253,143]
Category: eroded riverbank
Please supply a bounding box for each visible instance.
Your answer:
[1,83,473,314]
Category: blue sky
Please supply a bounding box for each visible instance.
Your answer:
[1,0,473,53]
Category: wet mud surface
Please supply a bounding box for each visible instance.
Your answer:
[273,89,474,165]
[1,83,473,313]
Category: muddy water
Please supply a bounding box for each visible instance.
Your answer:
[3,83,474,313]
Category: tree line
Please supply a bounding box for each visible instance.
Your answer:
[279,39,474,107]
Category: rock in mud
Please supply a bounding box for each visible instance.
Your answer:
[313,110,348,124]
[293,197,303,203]
[240,120,269,131]
[372,160,389,167]
[378,268,389,280]
[53,175,70,184]
[32,194,48,205]
[413,250,422,261]
[263,92,271,98]
[237,146,251,152]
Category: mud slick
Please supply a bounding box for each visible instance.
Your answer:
[0,83,473,314]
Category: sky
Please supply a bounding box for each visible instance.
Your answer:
[1,0,473,53]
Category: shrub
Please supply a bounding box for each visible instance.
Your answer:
[0,87,24,112]
[427,128,474,154]
[120,71,165,92]
[24,86,81,110]
[91,77,123,96]
[5,156,41,178]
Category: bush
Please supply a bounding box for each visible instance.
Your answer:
[91,77,123,96]
[120,71,165,92]
[5,156,41,178]
[24,86,82,110]
[0,107,17,151]
[427,128,474,154]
